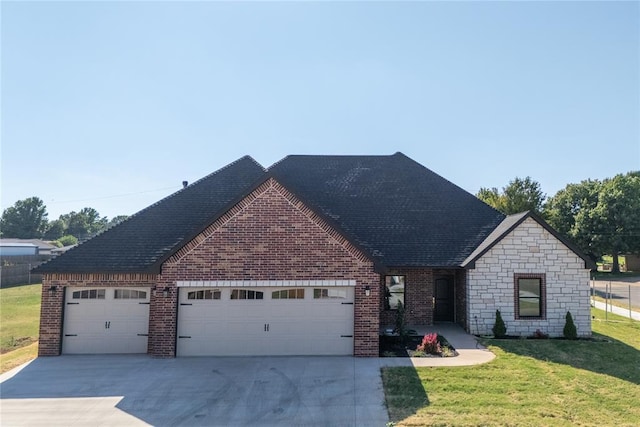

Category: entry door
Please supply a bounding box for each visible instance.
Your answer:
[434,277,455,322]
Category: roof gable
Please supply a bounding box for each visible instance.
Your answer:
[461,211,596,270]
[163,178,374,276]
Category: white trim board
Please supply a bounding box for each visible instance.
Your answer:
[176,280,356,288]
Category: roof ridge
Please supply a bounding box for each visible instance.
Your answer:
[124,155,265,221]
[267,155,290,171]
[267,153,399,170]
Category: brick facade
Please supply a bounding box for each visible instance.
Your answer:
[467,217,591,337]
[379,268,466,329]
[38,273,157,356]
[38,183,591,357]
[39,179,381,357]
[155,178,380,356]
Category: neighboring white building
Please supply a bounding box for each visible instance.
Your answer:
[0,242,39,256]
[0,239,57,256]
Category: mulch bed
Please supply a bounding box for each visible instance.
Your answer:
[379,334,457,357]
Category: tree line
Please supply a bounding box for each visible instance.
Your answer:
[0,197,128,246]
[477,172,640,273]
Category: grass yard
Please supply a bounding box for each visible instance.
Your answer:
[0,283,41,373]
[382,309,640,426]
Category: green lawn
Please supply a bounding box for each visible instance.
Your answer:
[0,283,41,373]
[382,309,640,426]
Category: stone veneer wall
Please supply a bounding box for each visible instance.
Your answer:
[467,217,591,337]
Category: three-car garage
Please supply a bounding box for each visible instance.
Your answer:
[60,281,355,356]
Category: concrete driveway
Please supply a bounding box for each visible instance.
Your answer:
[0,356,389,426]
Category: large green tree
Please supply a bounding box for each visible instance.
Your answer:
[108,215,129,228]
[477,177,545,215]
[545,172,640,273]
[59,207,108,240]
[543,179,601,250]
[0,197,49,238]
[43,219,66,240]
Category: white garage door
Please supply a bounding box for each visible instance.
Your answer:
[176,284,354,356]
[62,287,150,354]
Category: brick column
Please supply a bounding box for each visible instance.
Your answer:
[38,278,64,356]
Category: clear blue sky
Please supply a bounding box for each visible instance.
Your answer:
[2,1,638,221]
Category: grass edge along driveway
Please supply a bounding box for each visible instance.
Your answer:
[382,308,640,427]
[0,283,41,374]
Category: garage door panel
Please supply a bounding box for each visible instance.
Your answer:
[110,302,148,317]
[177,286,354,356]
[109,319,148,335]
[62,287,150,354]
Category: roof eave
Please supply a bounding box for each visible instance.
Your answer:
[462,211,597,271]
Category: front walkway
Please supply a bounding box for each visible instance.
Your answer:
[378,323,496,367]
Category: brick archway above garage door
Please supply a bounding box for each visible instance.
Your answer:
[62,287,151,354]
[176,281,355,356]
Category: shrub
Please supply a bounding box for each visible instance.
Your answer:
[56,235,78,247]
[416,333,441,355]
[532,329,548,339]
[492,309,507,338]
[563,311,578,340]
[394,301,409,344]
[440,346,455,357]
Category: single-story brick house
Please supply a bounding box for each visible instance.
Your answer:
[35,153,594,357]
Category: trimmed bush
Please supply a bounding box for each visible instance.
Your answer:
[394,301,409,344]
[563,311,578,340]
[492,309,507,338]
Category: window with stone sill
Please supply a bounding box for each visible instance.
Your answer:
[514,273,546,319]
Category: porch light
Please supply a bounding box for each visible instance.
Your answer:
[364,286,371,297]
[163,287,170,298]
[48,285,58,295]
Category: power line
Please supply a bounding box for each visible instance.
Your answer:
[47,186,181,205]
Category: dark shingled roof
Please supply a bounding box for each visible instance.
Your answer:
[35,156,266,273]
[269,153,505,267]
[36,152,508,273]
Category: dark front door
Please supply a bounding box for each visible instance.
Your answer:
[434,276,455,322]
